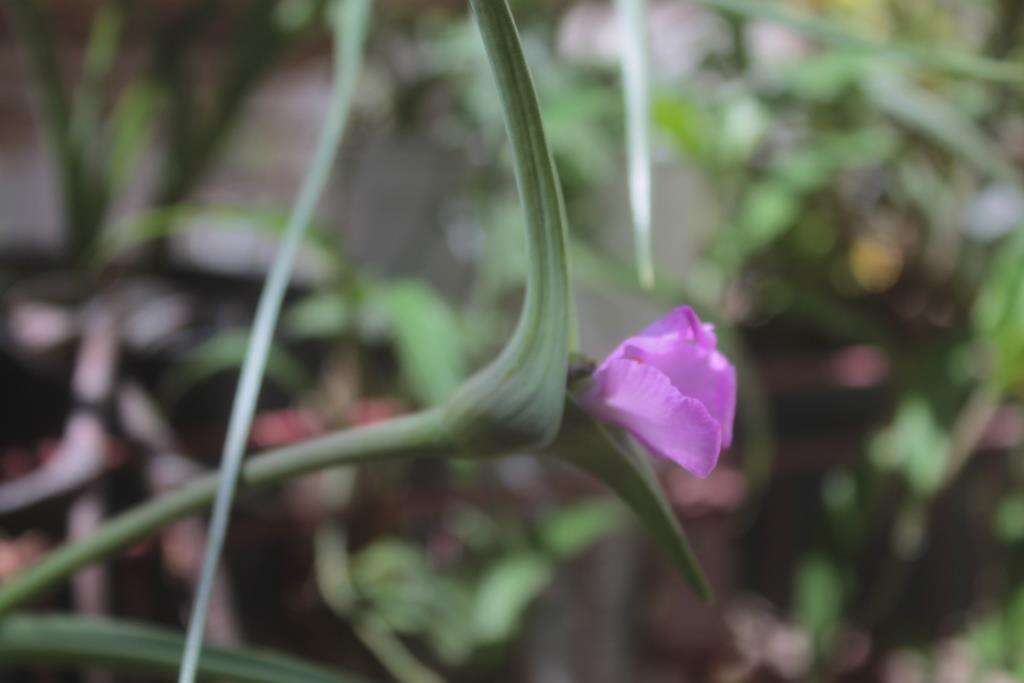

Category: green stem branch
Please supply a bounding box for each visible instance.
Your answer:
[0,410,448,617]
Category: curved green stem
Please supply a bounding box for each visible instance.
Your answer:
[0,410,448,617]
[443,0,572,450]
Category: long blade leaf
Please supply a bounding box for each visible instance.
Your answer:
[0,614,371,683]
[864,71,1022,185]
[0,410,448,618]
[616,0,654,288]
[698,0,1023,84]
[548,398,712,600]
[178,2,371,681]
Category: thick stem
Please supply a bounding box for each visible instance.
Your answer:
[443,0,572,449]
[0,409,449,617]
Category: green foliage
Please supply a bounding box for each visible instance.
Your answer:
[653,91,769,167]
[104,82,159,192]
[285,291,354,340]
[93,204,341,270]
[794,554,845,657]
[994,494,1024,544]
[865,71,1021,184]
[870,396,950,498]
[976,231,1024,392]
[539,498,626,559]
[473,553,554,644]
[652,92,719,164]
[550,400,711,599]
[285,277,467,407]
[968,585,1024,677]
[167,330,312,400]
[316,496,622,668]
[376,280,467,406]
[8,0,1024,678]
[732,180,801,259]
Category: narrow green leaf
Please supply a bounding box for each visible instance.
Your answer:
[378,280,466,406]
[548,399,712,600]
[314,524,359,616]
[994,495,1024,543]
[615,0,654,287]
[178,1,371,680]
[105,82,160,192]
[794,554,844,655]
[539,497,627,560]
[92,204,341,271]
[285,291,354,340]
[7,0,93,254]
[864,71,1021,184]
[869,396,950,498]
[166,329,312,401]
[315,528,449,683]
[72,0,125,161]
[473,553,553,643]
[975,230,1024,391]
[696,0,1023,84]
[0,614,371,683]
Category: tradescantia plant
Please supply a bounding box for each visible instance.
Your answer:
[0,0,725,677]
[8,0,1024,680]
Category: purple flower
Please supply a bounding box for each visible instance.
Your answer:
[580,306,736,478]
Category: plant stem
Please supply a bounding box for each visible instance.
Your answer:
[443,0,572,450]
[615,0,654,288]
[354,616,445,683]
[176,2,370,680]
[0,409,449,618]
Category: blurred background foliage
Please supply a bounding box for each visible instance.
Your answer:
[3,0,1024,680]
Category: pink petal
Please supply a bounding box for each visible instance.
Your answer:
[623,306,717,351]
[632,345,736,448]
[602,307,737,447]
[582,358,723,478]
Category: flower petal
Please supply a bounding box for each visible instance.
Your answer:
[641,306,717,348]
[582,358,722,477]
[602,307,736,447]
[637,345,736,448]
